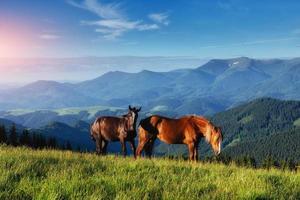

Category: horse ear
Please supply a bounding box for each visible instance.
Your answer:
[137,107,141,112]
[129,105,132,110]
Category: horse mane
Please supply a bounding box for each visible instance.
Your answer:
[189,115,212,143]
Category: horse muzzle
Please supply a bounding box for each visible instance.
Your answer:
[214,143,221,155]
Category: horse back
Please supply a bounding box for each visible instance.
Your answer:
[93,116,124,141]
[139,115,195,144]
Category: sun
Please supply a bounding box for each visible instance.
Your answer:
[0,21,37,58]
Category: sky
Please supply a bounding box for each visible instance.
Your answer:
[0,0,300,83]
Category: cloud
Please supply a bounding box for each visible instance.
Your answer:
[39,34,61,40]
[67,0,164,40]
[148,13,169,26]
[67,0,122,19]
[82,18,159,40]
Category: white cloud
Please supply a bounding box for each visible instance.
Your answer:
[82,19,159,39]
[67,0,165,40]
[149,13,169,26]
[137,24,159,31]
[67,0,122,19]
[39,34,61,40]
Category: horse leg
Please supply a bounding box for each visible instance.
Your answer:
[145,137,156,158]
[194,142,199,161]
[120,139,127,157]
[102,140,108,155]
[187,142,195,161]
[136,128,148,157]
[129,139,136,159]
[136,139,147,157]
[96,137,102,155]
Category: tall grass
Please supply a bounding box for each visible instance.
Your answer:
[0,145,299,200]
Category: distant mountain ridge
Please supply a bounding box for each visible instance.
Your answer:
[0,57,299,116]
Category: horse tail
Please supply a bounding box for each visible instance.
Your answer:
[90,120,97,141]
[139,116,161,136]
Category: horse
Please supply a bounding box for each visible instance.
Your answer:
[136,115,222,161]
[90,106,141,157]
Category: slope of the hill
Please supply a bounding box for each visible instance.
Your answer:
[0,145,299,200]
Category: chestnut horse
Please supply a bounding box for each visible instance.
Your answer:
[90,106,141,157]
[136,115,222,160]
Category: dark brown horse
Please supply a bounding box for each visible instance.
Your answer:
[136,115,222,160]
[90,106,141,157]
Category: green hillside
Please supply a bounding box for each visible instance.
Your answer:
[224,127,300,163]
[210,98,300,163]
[0,145,299,200]
[212,98,300,144]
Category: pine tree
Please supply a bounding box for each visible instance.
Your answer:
[248,157,257,168]
[66,141,72,150]
[8,124,18,146]
[287,159,296,171]
[76,145,81,152]
[31,133,39,149]
[19,129,31,146]
[38,134,47,148]
[262,156,278,169]
[0,125,7,144]
[47,137,57,149]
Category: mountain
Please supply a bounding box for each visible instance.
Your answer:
[224,127,300,163]
[211,98,300,145]
[0,81,102,109]
[0,106,126,128]
[0,118,25,131]
[0,57,300,116]
[211,98,300,162]
[36,121,94,150]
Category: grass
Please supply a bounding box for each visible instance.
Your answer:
[0,145,299,200]
[240,115,253,124]
[294,118,300,127]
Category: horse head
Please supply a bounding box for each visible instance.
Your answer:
[125,105,142,131]
[210,125,223,155]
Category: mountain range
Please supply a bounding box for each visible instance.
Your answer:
[1,57,299,116]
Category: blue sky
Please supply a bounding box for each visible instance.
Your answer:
[1,0,300,58]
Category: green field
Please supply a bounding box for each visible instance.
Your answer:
[294,118,300,127]
[0,145,299,200]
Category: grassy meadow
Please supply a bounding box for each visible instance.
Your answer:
[0,145,299,200]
